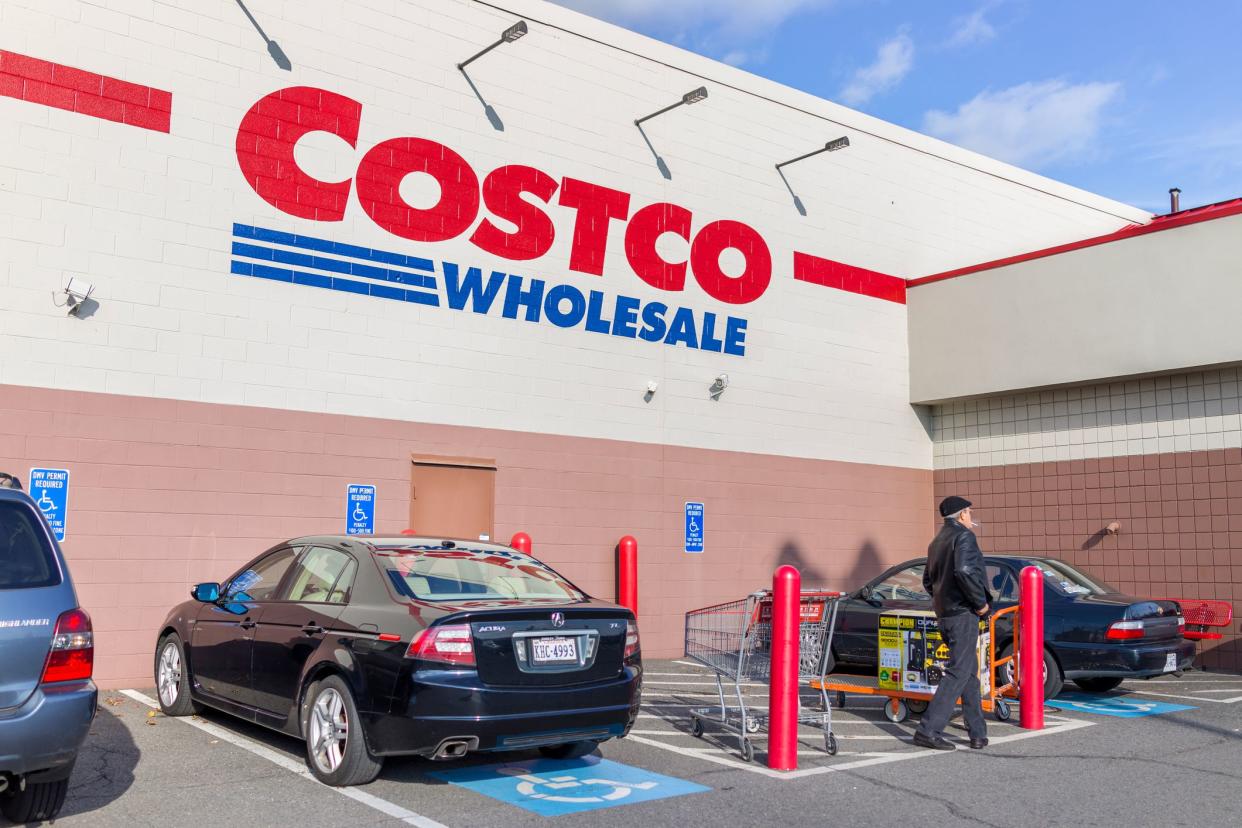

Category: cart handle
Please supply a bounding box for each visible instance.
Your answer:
[990,605,1020,699]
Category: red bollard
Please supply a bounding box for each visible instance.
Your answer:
[510,532,532,555]
[768,565,800,771]
[1019,565,1045,730]
[617,536,638,618]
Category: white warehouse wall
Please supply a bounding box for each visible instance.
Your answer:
[0,0,1148,470]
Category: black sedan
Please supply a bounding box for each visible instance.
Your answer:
[831,555,1195,697]
[153,536,642,786]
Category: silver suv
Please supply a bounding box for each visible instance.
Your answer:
[0,486,96,823]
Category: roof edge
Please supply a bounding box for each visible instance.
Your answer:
[909,197,1242,289]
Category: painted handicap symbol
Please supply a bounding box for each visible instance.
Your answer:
[498,767,657,803]
[37,492,56,512]
[1046,691,1195,718]
[429,757,709,816]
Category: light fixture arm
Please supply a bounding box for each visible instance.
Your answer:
[635,100,684,126]
[458,38,505,70]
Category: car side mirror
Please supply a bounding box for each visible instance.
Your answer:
[192,582,220,603]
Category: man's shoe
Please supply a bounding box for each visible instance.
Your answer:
[969,737,989,750]
[912,732,956,751]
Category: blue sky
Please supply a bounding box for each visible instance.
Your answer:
[551,1,1242,214]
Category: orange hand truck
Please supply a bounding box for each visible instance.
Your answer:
[810,606,1021,724]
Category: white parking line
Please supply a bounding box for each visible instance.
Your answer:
[119,690,448,828]
[1119,689,1242,704]
[626,717,1094,779]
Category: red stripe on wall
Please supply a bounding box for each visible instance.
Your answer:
[793,251,906,304]
[0,50,171,133]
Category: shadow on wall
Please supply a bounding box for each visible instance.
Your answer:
[776,539,887,592]
[1199,636,1242,675]
[777,540,827,587]
[845,540,884,591]
[58,703,139,819]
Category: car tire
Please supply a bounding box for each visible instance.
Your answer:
[998,643,1064,699]
[538,740,598,760]
[154,633,202,716]
[302,675,383,787]
[1074,677,1123,693]
[1,776,70,823]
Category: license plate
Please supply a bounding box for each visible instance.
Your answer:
[532,637,578,664]
[1164,653,1178,672]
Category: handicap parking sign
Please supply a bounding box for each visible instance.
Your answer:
[346,484,375,535]
[1046,691,1195,718]
[685,501,704,553]
[29,468,70,542]
[429,757,708,817]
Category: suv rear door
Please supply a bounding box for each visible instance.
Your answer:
[0,495,75,710]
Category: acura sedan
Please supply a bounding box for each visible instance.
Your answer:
[153,536,642,786]
[831,555,1195,697]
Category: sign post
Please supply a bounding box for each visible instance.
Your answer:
[346,484,376,535]
[29,468,70,542]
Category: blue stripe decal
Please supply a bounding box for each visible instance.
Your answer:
[232,223,436,272]
[231,259,439,307]
[230,241,435,289]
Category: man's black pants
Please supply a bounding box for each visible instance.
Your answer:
[915,612,986,742]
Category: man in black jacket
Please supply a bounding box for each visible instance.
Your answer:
[913,495,991,751]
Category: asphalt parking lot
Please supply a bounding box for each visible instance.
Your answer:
[14,660,1242,828]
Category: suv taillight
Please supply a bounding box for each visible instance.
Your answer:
[1178,615,1186,635]
[41,608,93,683]
[407,624,476,666]
[623,621,640,661]
[1106,620,1144,641]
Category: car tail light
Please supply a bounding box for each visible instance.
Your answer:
[407,624,476,666]
[1177,615,1185,635]
[41,608,94,683]
[1106,620,1145,641]
[623,621,640,661]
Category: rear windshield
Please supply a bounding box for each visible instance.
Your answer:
[1030,559,1115,596]
[375,547,586,603]
[0,500,60,590]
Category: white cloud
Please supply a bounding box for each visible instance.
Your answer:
[946,8,996,48]
[838,30,915,107]
[922,79,1122,168]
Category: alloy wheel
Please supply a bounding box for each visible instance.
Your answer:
[309,687,348,774]
[157,642,181,707]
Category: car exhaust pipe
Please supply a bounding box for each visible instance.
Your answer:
[431,737,477,760]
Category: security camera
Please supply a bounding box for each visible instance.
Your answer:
[709,373,729,400]
[646,380,659,394]
[62,277,95,317]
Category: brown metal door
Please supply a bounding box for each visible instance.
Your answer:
[408,456,496,541]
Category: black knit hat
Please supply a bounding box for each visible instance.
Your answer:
[939,495,971,518]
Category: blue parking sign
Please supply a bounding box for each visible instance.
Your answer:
[429,757,708,817]
[29,468,70,542]
[346,484,375,535]
[685,501,704,553]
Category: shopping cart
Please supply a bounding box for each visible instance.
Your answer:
[684,589,844,762]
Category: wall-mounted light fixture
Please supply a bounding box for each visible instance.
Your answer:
[644,380,659,403]
[709,373,729,401]
[775,136,850,171]
[635,87,708,126]
[54,276,95,317]
[458,20,528,70]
